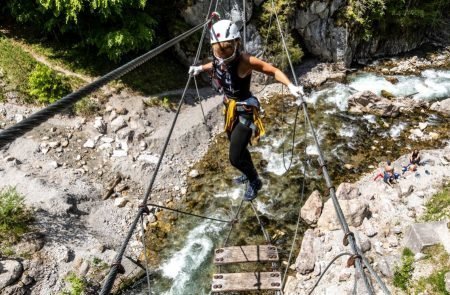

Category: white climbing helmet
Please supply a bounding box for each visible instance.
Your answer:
[210,20,240,44]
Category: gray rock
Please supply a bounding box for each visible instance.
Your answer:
[83,139,96,149]
[430,98,450,117]
[300,190,323,225]
[335,182,360,200]
[403,220,447,253]
[111,116,127,132]
[94,117,107,134]
[114,197,128,208]
[189,169,200,178]
[0,260,23,290]
[78,261,90,276]
[317,198,369,231]
[295,229,316,275]
[14,114,24,123]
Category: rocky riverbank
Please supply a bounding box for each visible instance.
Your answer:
[284,147,450,294]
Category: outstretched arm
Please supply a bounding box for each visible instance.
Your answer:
[247,55,291,86]
[246,54,304,97]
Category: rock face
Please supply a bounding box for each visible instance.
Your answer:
[295,0,350,64]
[301,190,323,225]
[0,260,23,290]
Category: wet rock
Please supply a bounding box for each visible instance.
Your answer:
[336,182,360,200]
[381,90,395,99]
[317,198,369,230]
[430,98,450,117]
[301,190,323,225]
[0,260,23,290]
[295,229,316,275]
[348,91,400,117]
[385,76,399,84]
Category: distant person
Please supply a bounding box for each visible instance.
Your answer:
[409,149,421,165]
[383,160,399,185]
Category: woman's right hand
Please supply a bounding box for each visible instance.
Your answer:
[188,65,203,76]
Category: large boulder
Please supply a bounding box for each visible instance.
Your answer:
[295,229,316,274]
[317,198,370,231]
[348,91,400,117]
[430,98,450,117]
[301,190,323,225]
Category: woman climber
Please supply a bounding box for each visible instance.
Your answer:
[188,19,304,201]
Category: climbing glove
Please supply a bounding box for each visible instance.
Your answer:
[188,65,203,76]
[287,83,304,98]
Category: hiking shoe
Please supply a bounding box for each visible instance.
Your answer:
[244,178,262,201]
[233,174,248,185]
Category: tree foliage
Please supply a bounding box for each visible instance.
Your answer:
[4,0,156,61]
[257,0,303,69]
[28,64,72,104]
[342,0,450,40]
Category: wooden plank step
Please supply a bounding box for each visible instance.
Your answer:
[214,245,278,265]
[211,272,281,292]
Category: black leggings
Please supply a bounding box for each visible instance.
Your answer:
[228,122,258,182]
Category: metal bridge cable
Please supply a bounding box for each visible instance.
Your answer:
[147,202,230,223]
[360,249,391,294]
[140,215,152,295]
[281,120,308,289]
[242,0,246,50]
[100,6,218,294]
[249,201,271,243]
[0,19,211,149]
[307,252,353,295]
[269,0,378,294]
[223,199,245,247]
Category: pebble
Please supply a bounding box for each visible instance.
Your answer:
[83,139,96,149]
[189,169,200,178]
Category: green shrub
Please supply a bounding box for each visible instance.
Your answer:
[62,272,86,295]
[0,186,33,245]
[73,97,99,117]
[27,64,72,104]
[393,247,415,291]
[422,184,450,222]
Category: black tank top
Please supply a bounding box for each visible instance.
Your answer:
[212,52,252,101]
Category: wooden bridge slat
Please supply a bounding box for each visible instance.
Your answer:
[214,245,279,265]
[211,272,282,292]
